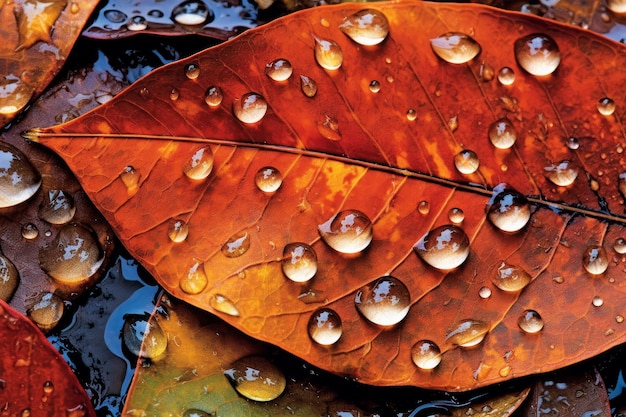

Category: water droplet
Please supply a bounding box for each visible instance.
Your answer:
[411,340,442,370]
[369,80,381,93]
[255,166,282,193]
[619,172,626,200]
[182,410,211,417]
[448,208,464,224]
[168,220,189,243]
[448,115,459,132]
[317,114,341,141]
[38,190,75,225]
[592,296,604,307]
[183,147,213,180]
[514,33,561,76]
[0,143,41,208]
[27,293,63,332]
[417,200,430,215]
[123,314,167,359]
[233,92,267,124]
[479,286,492,299]
[607,0,626,13]
[446,319,489,347]
[544,160,578,186]
[355,276,410,326]
[314,38,343,70]
[300,75,318,97]
[221,231,250,257]
[567,136,580,150]
[480,62,494,81]
[139,87,149,98]
[148,9,164,18]
[169,88,179,101]
[493,261,531,292]
[0,255,19,302]
[487,185,531,233]
[39,223,104,284]
[583,245,608,275]
[430,32,481,64]
[308,308,342,345]
[454,150,480,174]
[265,58,293,81]
[21,223,38,240]
[104,9,127,23]
[225,355,286,402]
[43,381,54,395]
[120,165,139,194]
[21,410,30,417]
[613,237,626,254]
[339,9,389,46]
[184,63,200,79]
[518,310,544,333]
[488,118,517,149]
[617,315,624,323]
[406,108,417,121]
[318,209,373,254]
[282,242,317,282]
[127,15,148,31]
[202,86,224,108]
[597,97,616,116]
[414,224,470,270]
[171,0,213,26]
[497,67,516,85]
[210,294,240,316]
[179,260,207,294]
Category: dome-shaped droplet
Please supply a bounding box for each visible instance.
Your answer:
[583,245,608,275]
[179,260,207,294]
[448,208,464,224]
[123,314,167,359]
[488,118,517,149]
[411,340,442,370]
[27,293,63,332]
[104,9,127,23]
[567,136,580,150]
[183,147,213,180]
[355,276,410,326]
[0,254,19,301]
[592,295,604,307]
[318,209,373,254]
[38,223,104,284]
[265,58,293,82]
[233,92,267,124]
[225,355,286,402]
[317,114,341,141]
[21,223,38,240]
[339,9,389,46]
[497,67,516,85]
[417,200,430,215]
[544,160,578,186]
[314,38,343,70]
[607,0,626,13]
[414,224,470,270]
[168,220,189,243]
[127,15,148,31]
[204,86,223,107]
[446,319,489,347]
[171,0,213,26]
[281,242,317,282]
[221,231,250,258]
[406,108,417,121]
[454,150,480,174]
[597,97,616,116]
[38,190,76,225]
[169,88,179,101]
[184,63,200,79]
[43,381,54,395]
[0,143,41,208]
[148,9,164,18]
[255,166,282,193]
[308,308,342,345]
[619,173,626,200]
[613,237,626,254]
[487,185,531,233]
[300,75,318,98]
[182,410,211,417]
[210,294,240,316]
[517,310,543,333]
[514,33,561,76]
[493,261,532,292]
[120,165,140,194]
[369,80,381,93]
[430,32,481,64]
[479,286,492,299]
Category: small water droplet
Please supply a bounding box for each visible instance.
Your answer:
[282,242,317,282]
[265,58,293,81]
[314,38,343,70]
[179,260,207,294]
[300,75,318,97]
[487,185,531,233]
[454,149,480,174]
[544,160,578,186]
[27,293,63,332]
[210,294,240,316]
[499,365,511,377]
[221,231,250,257]
[514,33,561,76]
[21,223,38,240]
[255,166,282,193]
[339,9,389,46]
[417,200,430,215]
[355,276,410,326]
[448,208,464,224]
[480,62,494,81]
[233,92,267,124]
[414,224,470,270]
[406,108,417,121]
[120,165,139,194]
[430,32,481,64]
[497,67,516,85]
[567,136,580,150]
[168,220,189,243]
[171,0,213,26]
[183,147,213,180]
[446,319,489,347]
[68,1,78,12]
[488,118,517,149]
[38,190,75,225]
[448,115,459,132]
[21,410,30,417]
[43,381,54,395]
[0,255,19,302]
[169,88,179,101]
[147,9,164,18]
[182,410,211,417]
[104,9,127,23]
[317,114,341,141]
[369,80,381,93]
[318,209,373,254]
[139,87,149,98]
[184,63,200,79]
[493,261,532,292]
[127,15,148,31]
[613,237,626,254]
[123,314,167,359]
[597,97,616,116]
[619,172,626,200]
[583,245,608,275]
[479,286,492,299]
[592,296,604,307]
[308,308,342,345]
[518,309,544,333]
[616,315,624,323]
[225,355,286,402]
[0,143,41,208]
[411,340,442,370]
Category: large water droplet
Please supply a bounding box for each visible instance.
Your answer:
[127,16,148,31]
[488,118,517,149]
[314,38,343,70]
[597,97,616,116]
[282,242,317,282]
[27,293,63,332]
[583,245,608,275]
[308,308,342,345]
[38,223,104,284]
[446,319,489,347]
[338,9,389,46]
[411,340,442,370]
[168,220,189,243]
[221,231,250,257]
[0,255,19,302]
[225,356,286,402]
[498,67,516,85]
[210,294,240,316]
[179,260,207,294]
[518,310,544,333]
[0,143,41,208]
[265,58,293,82]
[104,9,127,23]
[255,166,282,193]
[122,314,167,359]
[514,33,561,76]
[38,190,76,224]
[233,92,267,124]
[454,149,480,174]
[171,0,213,26]
[183,147,213,180]
[487,185,531,233]
[493,261,531,292]
[204,86,223,107]
[300,75,318,97]
[355,276,410,326]
[544,160,578,186]
[430,32,481,64]
[414,224,470,270]
[318,209,373,254]
[184,63,201,79]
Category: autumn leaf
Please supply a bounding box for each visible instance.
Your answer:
[27,1,626,391]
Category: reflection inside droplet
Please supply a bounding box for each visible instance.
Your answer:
[493,261,532,292]
[318,209,373,254]
[127,15,148,31]
[233,92,268,124]
[497,67,515,85]
[221,231,250,257]
[314,38,343,70]
[597,97,616,116]
[414,224,470,270]
[430,32,481,64]
[38,190,76,225]
[210,294,240,316]
[183,147,213,180]
[204,86,223,107]
[411,340,441,370]
[308,308,342,345]
[300,75,318,97]
[282,242,317,282]
[27,293,64,332]
[487,184,531,233]
[122,314,167,358]
[171,0,213,26]
[0,142,41,208]
[0,254,19,302]
[488,118,517,149]
[518,309,544,333]
[255,166,282,193]
[583,245,608,275]
[225,356,286,402]
[355,276,410,326]
[339,8,389,46]
[265,58,293,82]
[446,319,489,347]
[514,33,561,76]
[454,149,479,174]
[544,160,578,186]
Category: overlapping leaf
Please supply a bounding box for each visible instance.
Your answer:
[29,1,626,390]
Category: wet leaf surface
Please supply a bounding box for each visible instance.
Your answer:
[29,1,626,391]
